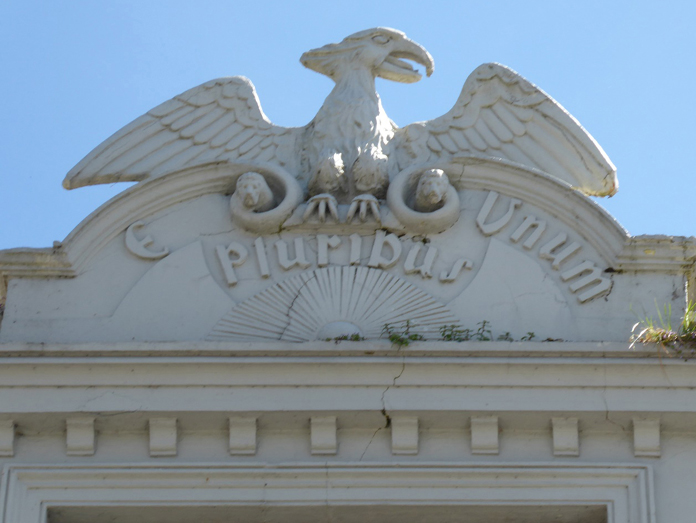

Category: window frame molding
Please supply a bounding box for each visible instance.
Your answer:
[0,462,655,523]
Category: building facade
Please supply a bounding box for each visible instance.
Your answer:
[1,28,694,523]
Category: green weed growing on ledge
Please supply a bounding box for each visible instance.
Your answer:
[439,323,536,342]
[325,333,366,343]
[630,301,696,359]
[375,322,544,345]
[382,320,424,347]
[439,321,496,341]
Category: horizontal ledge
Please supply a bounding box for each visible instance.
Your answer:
[0,340,670,360]
[7,460,649,471]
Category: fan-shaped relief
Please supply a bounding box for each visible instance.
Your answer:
[387,165,461,234]
[228,163,303,234]
[207,266,460,342]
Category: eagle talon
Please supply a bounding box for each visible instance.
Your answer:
[303,193,340,223]
[346,194,381,223]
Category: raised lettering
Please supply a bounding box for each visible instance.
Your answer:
[404,244,438,279]
[275,238,311,271]
[216,242,249,286]
[561,260,612,302]
[476,191,522,236]
[510,215,546,249]
[539,233,581,270]
[124,221,169,260]
[317,234,341,267]
[367,231,402,269]
[253,237,271,278]
[440,258,473,282]
[349,234,362,266]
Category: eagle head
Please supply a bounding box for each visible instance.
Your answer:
[300,27,434,84]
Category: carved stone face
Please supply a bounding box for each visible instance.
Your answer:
[416,169,450,210]
[236,172,271,210]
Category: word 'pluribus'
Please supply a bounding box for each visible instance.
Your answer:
[475,191,611,303]
[216,232,473,286]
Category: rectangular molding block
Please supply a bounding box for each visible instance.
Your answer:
[552,417,579,457]
[391,416,419,455]
[0,420,15,457]
[66,418,95,456]
[310,416,337,455]
[470,416,499,455]
[633,418,661,457]
[149,418,177,457]
[228,417,257,455]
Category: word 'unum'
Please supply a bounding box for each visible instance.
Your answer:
[475,191,611,303]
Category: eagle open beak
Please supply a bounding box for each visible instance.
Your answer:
[377,37,434,84]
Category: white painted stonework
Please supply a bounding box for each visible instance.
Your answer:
[1,27,695,522]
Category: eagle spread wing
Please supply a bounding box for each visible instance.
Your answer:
[391,63,617,196]
[63,77,301,189]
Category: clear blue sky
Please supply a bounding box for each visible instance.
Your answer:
[2,0,694,249]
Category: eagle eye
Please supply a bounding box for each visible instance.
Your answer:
[372,35,390,45]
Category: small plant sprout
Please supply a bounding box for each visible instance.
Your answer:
[374,321,545,344]
[439,323,539,342]
[630,301,696,359]
[474,320,492,341]
[325,333,366,343]
[382,320,424,347]
[439,324,471,342]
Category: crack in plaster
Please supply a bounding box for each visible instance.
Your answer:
[260,480,269,523]
[380,353,407,411]
[358,352,407,461]
[358,426,383,461]
[278,273,318,340]
[601,363,628,433]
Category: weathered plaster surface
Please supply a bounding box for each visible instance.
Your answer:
[1,26,695,523]
[1,166,690,344]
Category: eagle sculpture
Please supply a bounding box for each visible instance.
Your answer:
[62,27,617,202]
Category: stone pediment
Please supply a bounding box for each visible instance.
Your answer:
[1,28,693,345]
[1,156,692,345]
